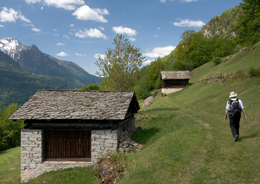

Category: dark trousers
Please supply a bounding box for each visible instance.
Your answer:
[229,113,241,137]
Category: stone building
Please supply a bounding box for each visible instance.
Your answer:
[161,71,191,95]
[9,90,140,183]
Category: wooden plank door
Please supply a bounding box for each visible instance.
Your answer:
[44,129,91,161]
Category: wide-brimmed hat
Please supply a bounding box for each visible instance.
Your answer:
[229,91,237,98]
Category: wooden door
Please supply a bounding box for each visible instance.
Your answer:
[44,129,91,161]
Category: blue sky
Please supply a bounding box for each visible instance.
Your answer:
[0,0,242,75]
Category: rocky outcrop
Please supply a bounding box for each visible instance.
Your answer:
[142,96,155,108]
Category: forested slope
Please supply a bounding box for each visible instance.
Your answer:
[0,51,69,107]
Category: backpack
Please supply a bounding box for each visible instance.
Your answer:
[229,99,241,116]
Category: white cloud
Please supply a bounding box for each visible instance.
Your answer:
[75,28,107,39]
[53,33,59,36]
[32,27,41,32]
[57,52,68,56]
[54,29,57,32]
[26,0,41,4]
[72,5,109,23]
[173,19,205,27]
[75,53,86,56]
[129,37,136,42]
[63,34,70,39]
[99,26,105,31]
[143,46,176,58]
[112,26,137,36]
[158,27,161,30]
[0,24,4,27]
[143,59,152,65]
[70,24,74,27]
[0,7,31,23]
[94,54,106,60]
[57,42,65,46]
[44,0,85,11]
[160,0,166,3]
[155,35,158,37]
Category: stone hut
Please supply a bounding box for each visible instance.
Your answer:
[9,90,140,183]
[161,71,190,95]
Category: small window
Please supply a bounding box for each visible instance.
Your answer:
[44,129,91,161]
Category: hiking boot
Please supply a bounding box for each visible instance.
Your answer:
[234,135,239,142]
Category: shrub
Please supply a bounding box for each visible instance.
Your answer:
[248,67,258,77]
[93,152,127,184]
[212,57,221,65]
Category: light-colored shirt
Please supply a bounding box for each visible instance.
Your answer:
[226,98,244,111]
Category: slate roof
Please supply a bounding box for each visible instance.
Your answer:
[161,71,190,80]
[9,90,139,121]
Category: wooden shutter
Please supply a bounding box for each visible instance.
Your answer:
[44,129,91,161]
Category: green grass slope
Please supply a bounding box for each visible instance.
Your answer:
[0,42,259,183]
[0,147,21,183]
[122,76,260,184]
[190,42,260,83]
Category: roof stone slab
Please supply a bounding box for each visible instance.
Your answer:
[9,90,139,121]
[161,71,190,80]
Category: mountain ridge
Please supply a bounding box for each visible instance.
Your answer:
[0,50,70,107]
[0,37,101,88]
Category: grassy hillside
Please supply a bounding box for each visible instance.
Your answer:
[0,42,259,183]
[190,41,260,83]
[122,77,260,184]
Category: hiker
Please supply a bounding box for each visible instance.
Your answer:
[224,91,247,142]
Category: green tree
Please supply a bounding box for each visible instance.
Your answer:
[173,30,196,70]
[176,29,196,61]
[77,83,100,91]
[132,71,152,100]
[234,0,260,46]
[188,31,212,67]
[95,34,145,91]
[0,103,24,150]
[147,58,167,89]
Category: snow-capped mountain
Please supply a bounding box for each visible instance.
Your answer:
[0,37,29,61]
[0,37,101,88]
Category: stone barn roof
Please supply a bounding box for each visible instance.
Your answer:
[161,71,190,80]
[9,90,139,121]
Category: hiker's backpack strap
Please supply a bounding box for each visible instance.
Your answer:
[236,98,241,108]
[229,99,232,105]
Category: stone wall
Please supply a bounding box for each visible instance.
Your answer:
[128,116,136,131]
[21,129,43,181]
[91,129,118,163]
